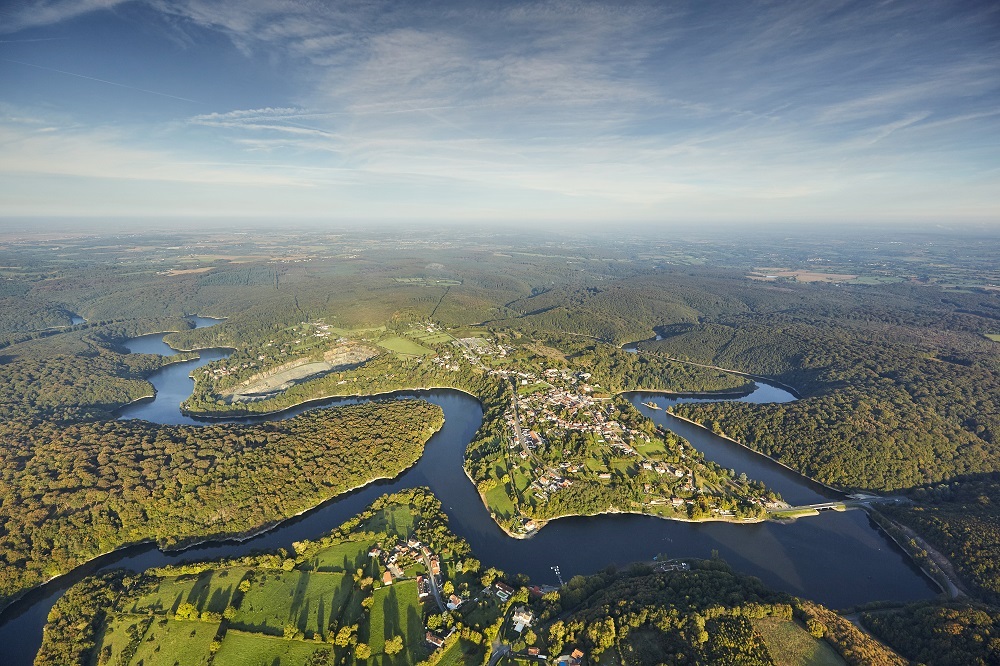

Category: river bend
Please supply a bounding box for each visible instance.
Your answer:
[0,321,937,664]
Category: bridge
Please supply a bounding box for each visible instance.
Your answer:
[770,495,909,518]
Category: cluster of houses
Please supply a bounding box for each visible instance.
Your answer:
[369,536,438,588]
[429,352,463,372]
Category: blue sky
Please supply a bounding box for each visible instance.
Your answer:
[0,0,997,224]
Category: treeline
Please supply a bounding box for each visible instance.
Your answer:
[861,601,1000,666]
[0,400,443,608]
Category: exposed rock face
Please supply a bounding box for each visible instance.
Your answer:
[225,344,379,402]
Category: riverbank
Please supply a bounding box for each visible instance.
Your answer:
[664,409,848,497]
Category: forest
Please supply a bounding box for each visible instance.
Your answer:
[3,227,1000,664]
[0,400,443,608]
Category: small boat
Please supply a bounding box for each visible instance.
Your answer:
[642,401,661,410]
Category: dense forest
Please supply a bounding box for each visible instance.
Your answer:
[861,601,1000,666]
[882,474,1000,603]
[0,400,443,608]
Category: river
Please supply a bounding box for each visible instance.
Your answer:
[0,320,937,664]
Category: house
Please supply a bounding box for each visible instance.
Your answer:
[447,594,463,610]
[528,647,541,656]
[382,570,393,586]
[494,581,514,602]
[512,606,534,633]
[557,649,585,666]
[426,632,445,648]
[429,556,441,576]
[417,575,431,599]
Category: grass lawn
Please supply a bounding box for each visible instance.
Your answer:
[770,508,820,519]
[752,617,845,666]
[363,503,416,538]
[636,441,667,456]
[128,618,219,666]
[307,538,371,573]
[369,579,425,661]
[128,567,250,615]
[214,630,333,666]
[232,570,350,639]
[436,639,483,666]
[511,465,532,494]
[88,613,151,666]
[484,483,517,521]
[376,336,435,357]
[986,333,1000,342]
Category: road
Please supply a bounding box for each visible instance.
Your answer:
[421,552,447,613]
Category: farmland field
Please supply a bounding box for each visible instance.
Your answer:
[89,614,151,666]
[127,567,250,615]
[307,538,371,573]
[213,630,333,666]
[362,504,415,538]
[376,336,435,357]
[128,619,219,666]
[368,579,425,662]
[231,570,350,639]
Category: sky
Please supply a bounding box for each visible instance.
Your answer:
[0,0,998,225]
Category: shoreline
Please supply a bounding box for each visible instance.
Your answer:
[664,410,848,497]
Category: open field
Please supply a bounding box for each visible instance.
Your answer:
[307,537,371,572]
[752,617,845,665]
[128,567,250,615]
[128,618,219,666]
[376,336,435,357]
[362,504,416,538]
[232,570,350,639]
[986,334,1000,342]
[436,638,482,666]
[369,579,425,661]
[213,630,333,666]
[89,614,151,666]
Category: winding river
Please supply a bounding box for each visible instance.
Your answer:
[0,320,937,664]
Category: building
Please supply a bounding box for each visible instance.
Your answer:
[417,575,431,599]
[426,632,445,648]
[447,594,463,610]
[494,581,515,601]
[382,570,393,586]
[512,606,534,633]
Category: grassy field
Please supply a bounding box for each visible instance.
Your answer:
[128,618,219,666]
[362,503,416,538]
[986,333,1000,342]
[376,335,436,357]
[128,567,250,615]
[436,638,482,666]
[232,570,350,639]
[368,579,425,661]
[88,614,151,666]
[214,630,333,666]
[752,617,845,665]
[307,537,371,573]
[484,481,518,521]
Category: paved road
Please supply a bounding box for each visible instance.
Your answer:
[421,552,447,613]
